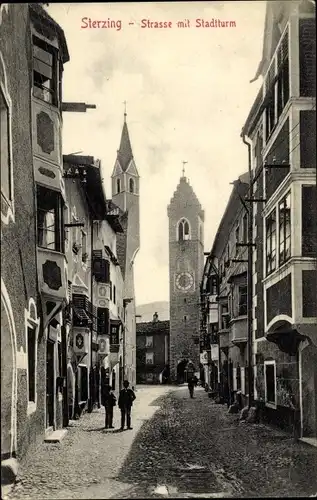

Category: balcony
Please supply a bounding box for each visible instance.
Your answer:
[230,316,248,347]
[38,247,67,300]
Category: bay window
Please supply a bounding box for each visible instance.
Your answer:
[37,186,63,252]
[266,209,277,275]
[33,36,58,106]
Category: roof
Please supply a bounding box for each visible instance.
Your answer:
[136,320,170,335]
[116,118,134,172]
[29,4,69,63]
[63,155,107,220]
[209,171,250,258]
[167,176,204,219]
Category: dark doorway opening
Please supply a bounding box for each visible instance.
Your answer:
[177,359,188,384]
[46,340,55,428]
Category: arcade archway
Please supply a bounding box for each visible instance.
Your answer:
[1,284,17,460]
[177,359,188,384]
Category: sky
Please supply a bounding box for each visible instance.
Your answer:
[47,1,266,306]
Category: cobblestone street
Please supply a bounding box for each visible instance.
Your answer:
[5,386,317,499]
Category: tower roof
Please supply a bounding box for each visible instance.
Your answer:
[167,175,204,219]
[117,117,134,172]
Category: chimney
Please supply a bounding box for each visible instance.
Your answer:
[153,312,159,323]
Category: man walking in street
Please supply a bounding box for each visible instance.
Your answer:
[101,383,116,429]
[118,380,136,430]
[188,376,195,398]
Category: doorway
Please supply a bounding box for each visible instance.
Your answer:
[177,359,188,384]
[46,340,55,428]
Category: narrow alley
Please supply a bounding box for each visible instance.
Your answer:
[5,386,317,499]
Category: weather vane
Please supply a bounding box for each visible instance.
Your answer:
[182,161,188,177]
[123,100,127,120]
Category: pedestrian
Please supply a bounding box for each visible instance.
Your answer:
[118,380,136,430]
[188,376,195,398]
[101,383,116,429]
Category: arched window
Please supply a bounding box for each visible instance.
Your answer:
[177,218,191,241]
[129,178,134,193]
[116,178,121,193]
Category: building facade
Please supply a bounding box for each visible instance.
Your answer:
[111,112,140,387]
[1,2,69,476]
[167,174,205,383]
[242,0,316,436]
[201,173,250,407]
[136,313,170,384]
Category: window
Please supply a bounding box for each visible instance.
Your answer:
[146,352,154,365]
[37,186,63,252]
[183,315,188,322]
[266,209,277,275]
[302,185,317,257]
[238,285,247,316]
[110,325,119,345]
[27,327,36,402]
[1,87,11,202]
[279,192,291,265]
[264,361,276,406]
[264,30,289,141]
[129,178,134,193]
[116,179,121,193]
[33,37,58,106]
[92,253,110,283]
[145,336,153,348]
[255,129,263,169]
[265,87,276,140]
[97,307,110,335]
[110,281,113,301]
[276,30,289,119]
[178,218,190,241]
[113,285,116,304]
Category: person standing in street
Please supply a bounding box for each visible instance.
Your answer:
[188,376,195,398]
[118,380,136,430]
[101,383,116,429]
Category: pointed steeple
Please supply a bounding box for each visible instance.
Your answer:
[117,111,133,172]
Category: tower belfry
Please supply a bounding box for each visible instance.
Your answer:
[167,171,205,383]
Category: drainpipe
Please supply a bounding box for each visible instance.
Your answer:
[242,133,254,409]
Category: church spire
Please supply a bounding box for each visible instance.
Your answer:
[117,107,133,171]
[182,161,188,179]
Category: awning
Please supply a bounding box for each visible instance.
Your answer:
[267,328,308,356]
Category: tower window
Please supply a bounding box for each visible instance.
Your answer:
[117,179,121,193]
[178,218,191,241]
[129,178,134,193]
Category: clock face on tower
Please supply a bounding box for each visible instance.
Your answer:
[175,272,194,292]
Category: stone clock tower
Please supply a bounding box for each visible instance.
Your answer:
[167,172,204,383]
